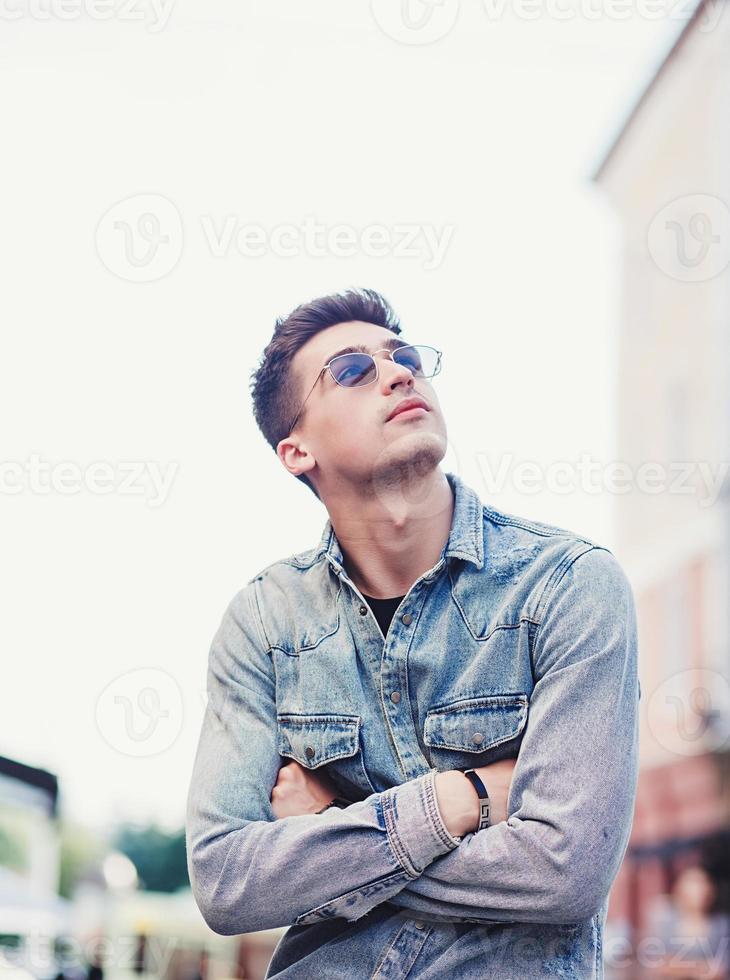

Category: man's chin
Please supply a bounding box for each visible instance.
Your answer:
[367,434,447,493]
[382,429,447,465]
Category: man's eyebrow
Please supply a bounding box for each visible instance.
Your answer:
[323,337,407,364]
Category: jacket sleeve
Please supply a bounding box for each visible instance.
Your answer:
[385,546,641,926]
[185,580,460,936]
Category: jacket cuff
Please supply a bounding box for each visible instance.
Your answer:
[381,769,461,878]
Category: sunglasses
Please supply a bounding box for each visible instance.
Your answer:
[288,343,442,434]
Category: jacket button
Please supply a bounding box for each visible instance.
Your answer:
[359,605,368,615]
[305,746,315,759]
[414,921,426,930]
[390,691,401,704]
[471,732,485,745]
[401,613,413,625]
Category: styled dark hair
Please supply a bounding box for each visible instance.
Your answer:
[249,287,402,498]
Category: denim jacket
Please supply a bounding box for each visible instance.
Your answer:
[186,471,640,979]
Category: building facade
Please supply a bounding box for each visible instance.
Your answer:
[593,0,730,957]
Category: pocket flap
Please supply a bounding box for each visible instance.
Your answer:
[424,694,528,753]
[277,713,361,769]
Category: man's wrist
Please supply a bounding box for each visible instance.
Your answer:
[434,770,480,838]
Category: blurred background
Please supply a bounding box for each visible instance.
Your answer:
[2,0,729,977]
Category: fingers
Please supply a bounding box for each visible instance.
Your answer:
[274,759,306,789]
[278,764,295,781]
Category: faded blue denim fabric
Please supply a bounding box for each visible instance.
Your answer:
[186,471,640,979]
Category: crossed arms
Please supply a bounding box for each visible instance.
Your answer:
[185,546,640,936]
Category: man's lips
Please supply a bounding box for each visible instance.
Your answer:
[386,397,430,422]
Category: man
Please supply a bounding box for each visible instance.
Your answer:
[186,287,640,978]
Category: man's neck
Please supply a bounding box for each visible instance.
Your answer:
[323,469,454,600]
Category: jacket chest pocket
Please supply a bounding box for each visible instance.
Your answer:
[423,693,529,771]
[276,713,376,799]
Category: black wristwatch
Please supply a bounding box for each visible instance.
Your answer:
[316,796,351,814]
[462,769,490,832]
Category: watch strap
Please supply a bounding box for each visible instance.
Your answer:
[462,768,490,831]
[315,796,351,814]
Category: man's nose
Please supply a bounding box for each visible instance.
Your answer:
[378,356,415,391]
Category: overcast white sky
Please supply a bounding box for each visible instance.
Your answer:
[0,0,700,831]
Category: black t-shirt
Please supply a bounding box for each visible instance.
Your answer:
[361,592,406,638]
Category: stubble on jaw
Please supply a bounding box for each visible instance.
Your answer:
[364,435,447,505]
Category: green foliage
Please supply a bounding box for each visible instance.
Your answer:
[58,821,106,899]
[0,824,26,871]
[112,824,189,893]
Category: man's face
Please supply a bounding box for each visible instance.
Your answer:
[278,320,448,492]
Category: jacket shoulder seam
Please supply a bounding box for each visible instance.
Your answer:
[533,544,613,629]
[245,577,272,654]
[482,505,600,547]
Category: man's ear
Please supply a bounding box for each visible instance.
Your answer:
[276,434,316,479]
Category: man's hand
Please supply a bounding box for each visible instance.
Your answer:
[271,759,341,819]
[435,758,518,838]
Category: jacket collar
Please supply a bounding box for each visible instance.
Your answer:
[315,470,485,574]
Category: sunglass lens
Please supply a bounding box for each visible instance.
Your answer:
[394,345,438,377]
[330,353,377,387]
